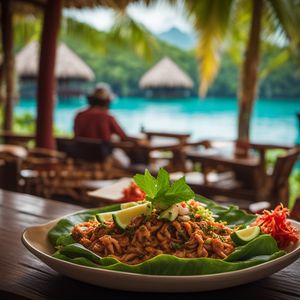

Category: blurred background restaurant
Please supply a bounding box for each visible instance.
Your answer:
[0,0,300,217]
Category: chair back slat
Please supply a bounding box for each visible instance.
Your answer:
[56,137,113,163]
[272,147,300,189]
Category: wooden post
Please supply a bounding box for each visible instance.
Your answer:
[36,0,63,149]
[1,0,15,131]
[296,113,300,145]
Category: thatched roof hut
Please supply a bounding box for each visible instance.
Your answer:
[139,56,193,98]
[14,0,143,10]
[16,41,95,99]
[16,41,95,80]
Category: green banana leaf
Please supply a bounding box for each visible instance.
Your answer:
[48,198,285,276]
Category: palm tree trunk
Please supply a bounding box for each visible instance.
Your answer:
[236,0,263,157]
[1,0,15,131]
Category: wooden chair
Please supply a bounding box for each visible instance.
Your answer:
[184,146,300,210]
[261,147,300,207]
[45,137,131,202]
[0,144,28,192]
[56,137,113,163]
[20,147,67,195]
[126,130,191,173]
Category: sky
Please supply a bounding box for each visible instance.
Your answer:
[63,0,193,34]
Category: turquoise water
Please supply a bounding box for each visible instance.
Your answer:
[16,97,300,145]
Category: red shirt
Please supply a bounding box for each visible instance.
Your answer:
[74,107,127,142]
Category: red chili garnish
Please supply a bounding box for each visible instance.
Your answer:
[121,182,146,202]
[254,204,299,249]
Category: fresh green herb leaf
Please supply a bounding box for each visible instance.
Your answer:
[133,168,195,209]
[155,177,195,209]
[133,169,157,198]
[156,168,170,196]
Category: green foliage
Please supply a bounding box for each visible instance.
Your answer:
[60,19,299,98]
[184,0,234,96]
[289,170,300,209]
[265,149,286,171]
[107,13,160,61]
[14,15,41,52]
[13,15,300,98]
[183,0,300,97]
[13,112,35,133]
[133,168,195,209]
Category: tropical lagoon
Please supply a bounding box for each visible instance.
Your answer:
[16,97,300,145]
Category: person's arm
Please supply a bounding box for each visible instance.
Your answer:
[109,116,127,141]
[109,116,148,146]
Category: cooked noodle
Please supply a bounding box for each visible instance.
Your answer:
[72,209,235,265]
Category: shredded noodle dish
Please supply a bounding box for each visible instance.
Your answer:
[72,200,235,265]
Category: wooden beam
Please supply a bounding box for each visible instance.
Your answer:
[1,0,15,131]
[15,0,46,9]
[36,0,63,149]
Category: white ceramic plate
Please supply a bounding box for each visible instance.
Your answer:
[22,216,300,292]
[87,177,132,202]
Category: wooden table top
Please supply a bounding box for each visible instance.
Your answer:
[0,190,299,300]
[185,147,261,169]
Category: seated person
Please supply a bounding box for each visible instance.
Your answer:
[74,83,148,166]
[74,82,127,142]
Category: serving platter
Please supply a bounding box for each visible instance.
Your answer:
[22,215,300,293]
[87,177,132,202]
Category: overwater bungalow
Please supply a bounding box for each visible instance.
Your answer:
[16,41,95,99]
[139,56,194,98]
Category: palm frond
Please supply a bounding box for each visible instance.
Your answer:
[13,15,41,51]
[184,0,234,97]
[260,48,290,79]
[107,12,160,61]
[267,0,300,48]
[61,17,107,54]
[225,2,251,65]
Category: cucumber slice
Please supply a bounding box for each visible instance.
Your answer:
[112,202,152,230]
[158,205,179,221]
[231,226,260,245]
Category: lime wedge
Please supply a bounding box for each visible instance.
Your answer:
[113,202,152,230]
[96,211,114,223]
[120,200,145,209]
[96,201,150,224]
[231,226,260,245]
